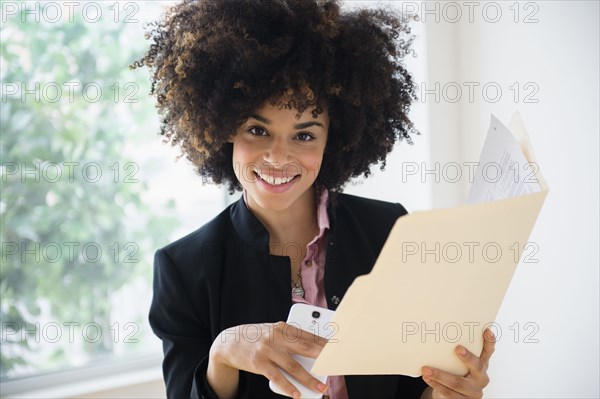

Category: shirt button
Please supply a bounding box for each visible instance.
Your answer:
[304,260,312,266]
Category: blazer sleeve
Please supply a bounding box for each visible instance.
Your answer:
[150,248,220,399]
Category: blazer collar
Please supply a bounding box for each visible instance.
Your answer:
[230,196,271,253]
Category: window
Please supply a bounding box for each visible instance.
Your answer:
[0,1,227,389]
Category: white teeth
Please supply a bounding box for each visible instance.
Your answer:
[255,171,296,185]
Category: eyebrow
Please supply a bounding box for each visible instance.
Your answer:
[249,114,325,129]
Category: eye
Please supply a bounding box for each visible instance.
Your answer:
[295,132,315,142]
[248,126,268,136]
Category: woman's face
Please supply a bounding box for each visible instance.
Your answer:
[230,103,329,213]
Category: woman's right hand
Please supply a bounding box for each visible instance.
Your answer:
[207,322,329,399]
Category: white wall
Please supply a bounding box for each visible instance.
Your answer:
[422,1,599,397]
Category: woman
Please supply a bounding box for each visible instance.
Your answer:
[132,0,495,398]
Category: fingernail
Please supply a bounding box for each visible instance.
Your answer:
[457,346,467,356]
[423,367,433,376]
[317,382,327,392]
[292,391,301,399]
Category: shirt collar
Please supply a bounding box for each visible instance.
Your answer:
[315,189,330,233]
[306,189,330,253]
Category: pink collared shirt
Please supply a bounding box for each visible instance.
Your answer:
[243,189,348,399]
[290,190,348,399]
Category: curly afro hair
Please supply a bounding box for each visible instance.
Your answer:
[131,0,417,194]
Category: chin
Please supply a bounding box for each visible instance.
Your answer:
[246,184,313,212]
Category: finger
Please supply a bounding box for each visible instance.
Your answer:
[454,345,490,387]
[283,322,329,345]
[279,324,327,358]
[480,328,496,364]
[421,372,466,399]
[422,367,479,398]
[270,350,328,395]
[264,364,303,399]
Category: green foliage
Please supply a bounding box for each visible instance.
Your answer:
[1,4,177,377]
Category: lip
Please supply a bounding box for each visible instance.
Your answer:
[254,171,300,194]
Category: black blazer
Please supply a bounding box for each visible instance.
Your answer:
[150,193,427,399]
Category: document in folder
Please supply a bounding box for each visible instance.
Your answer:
[312,113,548,377]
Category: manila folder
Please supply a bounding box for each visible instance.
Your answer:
[312,113,548,377]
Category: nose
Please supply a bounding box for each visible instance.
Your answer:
[263,137,290,167]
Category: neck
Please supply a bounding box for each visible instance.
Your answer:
[247,187,319,248]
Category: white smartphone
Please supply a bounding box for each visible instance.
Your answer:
[269,304,336,398]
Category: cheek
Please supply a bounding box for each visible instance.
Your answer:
[231,141,254,183]
[231,139,255,166]
[300,149,326,179]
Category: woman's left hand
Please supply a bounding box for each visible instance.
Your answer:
[420,328,496,399]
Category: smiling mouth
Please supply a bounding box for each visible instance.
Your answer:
[253,171,300,186]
